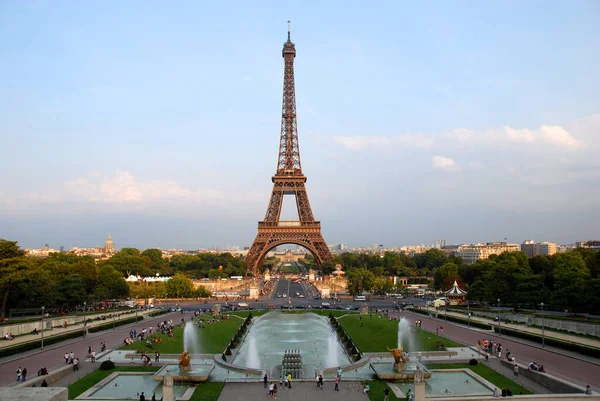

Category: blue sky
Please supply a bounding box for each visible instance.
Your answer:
[1,1,599,249]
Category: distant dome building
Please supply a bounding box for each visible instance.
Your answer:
[104,234,115,254]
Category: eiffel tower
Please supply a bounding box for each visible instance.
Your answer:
[245,23,333,276]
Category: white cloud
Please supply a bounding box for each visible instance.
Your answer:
[432,156,461,173]
[503,126,536,143]
[539,125,580,149]
[333,133,434,151]
[468,161,483,170]
[64,170,223,203]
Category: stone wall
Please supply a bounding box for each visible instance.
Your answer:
[14,365,73,389]
[0,388,68,401]
[499,360,590,394]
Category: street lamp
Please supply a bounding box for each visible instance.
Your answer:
[112,301,116,330]
[467,301,471,328]
[497,299,501,336]
[540,302,545,348]
[83,302,87,338]
[41,306,45,350]
[444,299,448,321]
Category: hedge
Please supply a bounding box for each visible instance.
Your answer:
[0,316,143,359]
[492,326,600,358]
[410,308,493,330]
[148,309,170,318]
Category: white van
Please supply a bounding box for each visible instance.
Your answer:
[354,295,367,302]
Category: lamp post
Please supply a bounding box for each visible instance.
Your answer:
[112,302,116,330]
[444,299,448,321]
[467,301,471,328]
[540,302,545,348]
[41,306,45,350]
[83,302,87,338]
[497,299,501,336]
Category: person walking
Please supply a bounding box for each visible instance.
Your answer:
[155,351,160,363]
[513,364,519,378]
[268,383,274,397]
[22,367,28,381]
[64,353,69,364]
[287,373,292,389]
[334,376,340,391]
[384,387,390,401]
[273,383,278,399]
[318,374,324,390]
[139,391,146,401]
[337,367,342,379]
[315,374,320,389]
[263,374,268,388]
[16,367,22,382]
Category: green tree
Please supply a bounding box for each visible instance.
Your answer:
[166,273,195,298]
[551,252,590,309]
[95,265,129,300]
[0,239,26,260]
[346,268,375,296]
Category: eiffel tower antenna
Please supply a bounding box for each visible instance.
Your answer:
[245,24,333,276]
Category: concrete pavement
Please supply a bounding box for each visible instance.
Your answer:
[0,310,152,351]
[0,311,179,387]
[429,309,600,348]
[401,310,600,390]
[218,381,369,401]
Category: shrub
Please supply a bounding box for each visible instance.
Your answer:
[469,358,478,366]
[100,360,115,370]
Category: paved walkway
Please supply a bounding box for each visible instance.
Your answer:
[0,311,179,387]
[218,382,369,401]
[432,309,600,348]
[0,310,153,350]
[401,310,600,391]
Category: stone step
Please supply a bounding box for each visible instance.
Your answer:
[388,383,405,398]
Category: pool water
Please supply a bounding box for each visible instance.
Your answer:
[395,371,492,396]
[233,312,351,375]
[90,374,189,399]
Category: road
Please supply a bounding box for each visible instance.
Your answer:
[0,311,180,387]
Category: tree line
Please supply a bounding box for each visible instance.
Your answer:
[309,248,600,313]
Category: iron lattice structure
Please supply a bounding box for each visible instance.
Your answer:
[245,25,333,276]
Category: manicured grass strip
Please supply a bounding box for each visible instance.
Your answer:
[367,380,400,401]
[230,310,268,318]
[189,382,225,401]
[67,366,159,399]
[118,315,242,354]
[410,308,492,330]
[0,316,142,359]
[425,363,532,395]
[492,326,600,358]
[338,315,462,352]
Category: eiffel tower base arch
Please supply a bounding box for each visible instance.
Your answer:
[245,223,332,276]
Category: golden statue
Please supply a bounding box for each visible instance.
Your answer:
[387,346,409,371]
[179,351,192,372]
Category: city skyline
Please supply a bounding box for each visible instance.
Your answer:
[1,2,599,249]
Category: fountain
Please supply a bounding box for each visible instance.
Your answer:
[370,317,432,381]
[183,321,200,354]
[178,352,192,373]
[387,345,410,371]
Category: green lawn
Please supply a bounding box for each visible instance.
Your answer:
[118,315,242,354]
[279,264,300,273]
[188,382,225,401]
[338,315,462,352]
[68,366,159,399]
[426,363,532,395]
